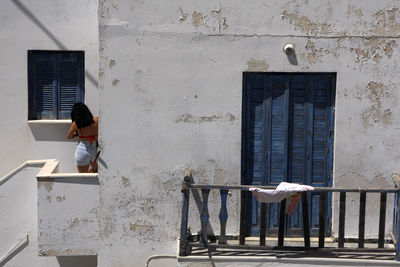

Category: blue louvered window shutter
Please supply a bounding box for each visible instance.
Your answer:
[28,51,84,120]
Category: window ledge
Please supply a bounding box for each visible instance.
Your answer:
[27,120,71,125]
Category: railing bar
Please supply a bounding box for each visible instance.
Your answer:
[219,190,229,245]
[239,190,247,245]
[301,192,310,249]
[338,192,346,248]
[358,191,366,248]
[190,243,396,252]
[395,189,400,261]
[260,202,267,246]
[200,189,210,248]
[0,233,29,265]
[179,187,190,256]
[378,192,387,248]
[184,184,399,193]
[278,199,286,248]
[319,192,326,248]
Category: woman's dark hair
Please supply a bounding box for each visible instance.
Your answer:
[71,102,94,128]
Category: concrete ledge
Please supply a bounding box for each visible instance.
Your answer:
[27,120,72,125]
[178,255,400,266]
[0,159,56,186]
[37,173,98,180]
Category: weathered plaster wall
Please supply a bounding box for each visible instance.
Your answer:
[98,0,400,266]
[0,0,99,174]
[37,176,100,257]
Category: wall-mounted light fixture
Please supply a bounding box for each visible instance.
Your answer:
[283,43,295,56]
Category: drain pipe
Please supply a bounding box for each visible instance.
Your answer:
[145,255,177,267]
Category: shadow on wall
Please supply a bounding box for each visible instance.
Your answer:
[57,256,97,267]
[28,123,75,142]
[11,0,98,88]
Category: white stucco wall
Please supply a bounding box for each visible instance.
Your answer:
[37,175,100,257]
[0,0,99,174]
[0,161,97,267]
[98,1,400,266]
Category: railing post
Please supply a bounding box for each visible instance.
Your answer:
[278,199,286,248]
[396,189,400,261]
[378,192,387,248]
[239,190,248,245]
[393,174,400,261]
[200,189,210,248]
[301,192,310,249]
[179,171,191,256]
[358,191,366,248]
[259,203,267,246]
[319,192,327,248]
[338,192,346,248]
[219,190,229,244]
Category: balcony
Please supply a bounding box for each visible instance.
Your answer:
[36,160,99,256]
[178,170,400,266]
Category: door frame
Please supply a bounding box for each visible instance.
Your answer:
[241,72,336,236]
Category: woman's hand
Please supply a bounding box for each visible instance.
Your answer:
[67,122,78,139]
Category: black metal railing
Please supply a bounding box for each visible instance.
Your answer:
[179,170,400,261]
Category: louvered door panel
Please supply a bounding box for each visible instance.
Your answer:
[308,76,332,235]
[287,75,308,234]
[265,75,289,233]
[244,75,266,235]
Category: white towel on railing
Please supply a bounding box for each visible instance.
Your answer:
[249,182,314,215]
[249,182,314,203]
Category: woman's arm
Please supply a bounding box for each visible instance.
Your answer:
[67,122,78,139]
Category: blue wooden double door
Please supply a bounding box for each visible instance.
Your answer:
[242,73,336,237]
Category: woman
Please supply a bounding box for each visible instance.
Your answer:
[67,102,99,173]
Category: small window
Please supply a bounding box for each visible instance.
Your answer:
[28,50,84,120]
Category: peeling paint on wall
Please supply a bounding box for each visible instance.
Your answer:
[360,81,392,128]
[371,8,400,35]
[213,169,224,184]
[103,216,116,238]
[247,58,269,71]
[112,79,120,86]
[384,40,395,57]
[129,222,153,233]
[38,181,53,192]
[56,196,66,202]
[121,176,130,187]
[176,113,236,123]
[188,8,228,32]
[109,59,116,69]
[351,39,397,63]
[163,179,178,192]
[178,6,187,22]
[299,39,324,64]
[282,10,331,35]
[211,8,228,32]
[69,218,80,230]
[192,11,203,28]
[121,220,157,243]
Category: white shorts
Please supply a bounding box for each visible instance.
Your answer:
[75,141,97,166]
